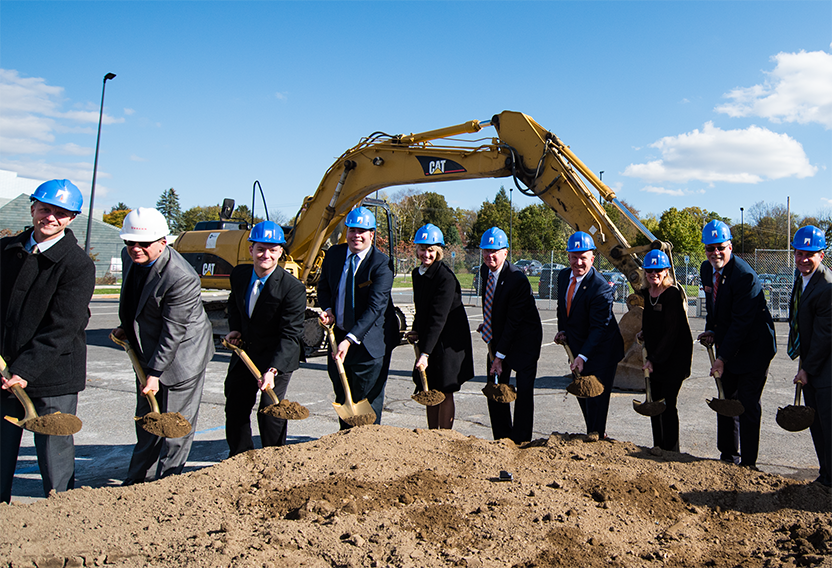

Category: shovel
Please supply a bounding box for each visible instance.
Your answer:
[561,344,604,398]
[776,369,815,432]
[110,333,192,438]
[220,338,309,420]
[632,341,666,417]
[408,338,445,407]
[320,322,376,427]
[704,344,744,417]
[481,346,517,403]
[0,355,82,436]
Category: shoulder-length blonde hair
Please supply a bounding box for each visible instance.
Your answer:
[639,268,674,290]
[416,244,444,262]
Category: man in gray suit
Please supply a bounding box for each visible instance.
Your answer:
[113,207,214,485]
[788,225,831,489]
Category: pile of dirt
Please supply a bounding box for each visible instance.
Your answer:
[1,426,830,568]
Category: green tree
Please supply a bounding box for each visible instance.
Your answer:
[156,188,183,233]
[515,204,568,251]
[422,192,461,245]
[109,202,129,213]
[232,204,264,225]
[181,205,220,232]
[468,187,512,248]
[654,207,704,256]
[103,209,131,228]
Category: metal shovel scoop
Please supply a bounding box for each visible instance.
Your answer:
[704,344,744,417]
[320,322,376,427]
[408,339,445,407]
[776,381,815,432]
[0,355,82,436]
[110,333,192,438]
[632,342,666,417]
[561,344,604,398]
[220,339,309,420]
[481,346,517,403]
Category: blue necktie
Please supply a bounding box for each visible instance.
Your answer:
[788,281,801,360]
[343,253,357,331]
[482,273,495,344]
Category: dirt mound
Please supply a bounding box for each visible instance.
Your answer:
[1,426,830,568]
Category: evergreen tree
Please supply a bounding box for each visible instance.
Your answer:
[156,188,183,233]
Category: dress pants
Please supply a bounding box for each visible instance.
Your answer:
[486,355,537,444]
[327,332,385,430]
[577,361,617,437]
[648,373,685,452]
[125,370,205,482]
[803,382,831,486]
[225,368,293,456]
[1,392,78,502]
[716,366,768,467]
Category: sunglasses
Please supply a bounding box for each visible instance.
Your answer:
[644,268,665,274]
[705,245,728,253]
[125,240,159,248]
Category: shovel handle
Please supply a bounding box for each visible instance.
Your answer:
[8,383,39,424]
[110,333,161,414]
[321,322,358,409]
[410,340,430,393]
[794,382,803,407]
[705,344,728,399]
[640,346,655,402]
[222,339,280,405]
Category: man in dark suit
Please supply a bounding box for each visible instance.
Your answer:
[223,221,306,455]
[554,231,624,439]
[1,180,95,503]
[477,227,542,443]
[788,225,831,488]
[113,207,214,484]
[697,220,775,468]
[317,207,394,429]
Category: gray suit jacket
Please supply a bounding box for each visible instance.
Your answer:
[790,264,832,389]
[119,246,214,386]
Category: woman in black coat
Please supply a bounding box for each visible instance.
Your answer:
[408,224,474,429]
[638,250,693,451]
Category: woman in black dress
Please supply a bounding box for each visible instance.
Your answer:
[408,224,474,429]
[638,250,693,451]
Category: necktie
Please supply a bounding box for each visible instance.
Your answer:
[566,276,577,316]
[787,281,802,360]
[343,253,357,331]
[30,244,39,255]
[482,273,496,344]
[712,270,720,305]
[248,279,262,317]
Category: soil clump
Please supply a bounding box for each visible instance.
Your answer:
[260,399,310,420]
[482,383,517,403]
[136,411,191,438]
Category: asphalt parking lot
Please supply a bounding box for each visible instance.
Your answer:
[7,290,817,503]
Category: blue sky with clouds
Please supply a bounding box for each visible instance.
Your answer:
[1,1,829,226]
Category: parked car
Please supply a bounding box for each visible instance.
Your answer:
[514,259,543,276]
[601,271,629,302]
[537,263,566,299]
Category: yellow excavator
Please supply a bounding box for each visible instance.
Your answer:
[173,110,675,365]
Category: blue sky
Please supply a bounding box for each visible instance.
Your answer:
[1,1,830,227]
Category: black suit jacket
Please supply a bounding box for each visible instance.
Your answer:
[556,266,624,374]
[317,243,394,360]
[479,261,542,366]
[700,255,776,374]
[227,264,307,375]
[790,264,832,389]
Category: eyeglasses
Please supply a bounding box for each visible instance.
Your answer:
[644,268,665,274]
[705,245,728,253]
[125,240,159,248]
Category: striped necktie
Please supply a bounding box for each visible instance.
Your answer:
[482,273,496,344]
[787,281,802,360]
[712,270,720,305]
[566,276,577,316]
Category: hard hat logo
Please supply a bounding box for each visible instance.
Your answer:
[488,237,494,244]
[804,237,811,245]
[56,188,70,203]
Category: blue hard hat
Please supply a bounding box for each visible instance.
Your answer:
[480,227,508,250]
[566,231,596,252]
[701,220,732,245]
[345,206,376,229]
[248,220,286,244]
[413,223,445,246]
[643,250,671,270]
[792,225,826,252]
[30,179,83,214]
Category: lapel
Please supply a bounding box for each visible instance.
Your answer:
[250,267,283,319]
[355,246,375,283]
[800,266,826,307]
[713,257,732,313]
[572,267,595,307]
[135,246,171,320]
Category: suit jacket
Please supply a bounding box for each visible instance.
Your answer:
[119,246,214,386]
[317,243,393,360]
[790,264,832,389]
[479,261,542,365]
[556,266,624,375]
[700,255,776,374]
[0,228,95,397]
[227,263,306,374]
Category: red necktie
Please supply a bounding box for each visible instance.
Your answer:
[566,276,577,316]
[712,270,720,305]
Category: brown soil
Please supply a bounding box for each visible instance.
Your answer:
[412,390,446,406]
[776,405,816,432]
[1,426,830,568]
[706,397,746,417]
[24,412,82,436]
[261,399,311,420]
[567,374,605,398]
[482,383,517,403]
[343,411,376,427]
[135,412,192,438]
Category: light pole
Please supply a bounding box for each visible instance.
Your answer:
[509,186,513,262]
[740,207,744,255]
[85,72,117,255]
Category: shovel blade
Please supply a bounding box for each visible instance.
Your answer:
[706,398,745,417]
[776,405,815,432]
[633,399,667,417]
[332,398,376,427]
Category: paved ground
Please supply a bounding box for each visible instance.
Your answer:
[7,291,817,503]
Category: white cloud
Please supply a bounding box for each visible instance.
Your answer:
[275,91,288,101]
[130,154,148,162]
[715,50,832,129]
[623,122,817,184]
[822,196,832,206]
[640,186,685,196]
[124,108,136,116]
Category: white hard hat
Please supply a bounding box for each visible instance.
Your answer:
[120,207,170,241]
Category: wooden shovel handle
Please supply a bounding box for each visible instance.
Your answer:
[110,333,160,414]
[221,339,280,405]
[409,339,430,392]
[319,322,358,408]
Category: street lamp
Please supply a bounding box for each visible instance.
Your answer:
[85,72,117,256]
[740,207,744,255]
